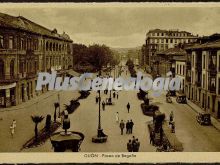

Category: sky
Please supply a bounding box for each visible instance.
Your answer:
[0,3,220,48]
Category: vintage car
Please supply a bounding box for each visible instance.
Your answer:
[196,112,211,125]
[176,94,187,104]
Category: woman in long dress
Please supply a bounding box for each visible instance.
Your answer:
[116,112,119,123]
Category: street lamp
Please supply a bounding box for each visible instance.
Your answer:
[92,76,108,143]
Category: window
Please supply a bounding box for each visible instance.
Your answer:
[161,39,164,43]
[183,65,185,75]
[166,39,168,43]
[208,96,210,109]
[180,65,182,75]
[218,78,220,95]
[203,74,205,88]
[161,33,164,36]
[203,54,205,69]
[0,35,3,48]
[9,36,13,49]
[0,59,4,78]
[170,39,173,43]
[21,38,24,50]
[177,64,179,74]
[219,54,220,72]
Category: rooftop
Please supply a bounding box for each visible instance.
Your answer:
[186,40,220,50]
[157,47,187,56]
[0,12,72,42]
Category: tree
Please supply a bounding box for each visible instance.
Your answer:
[31,115,44,142]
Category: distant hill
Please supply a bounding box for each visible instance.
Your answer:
[111,46,141,54]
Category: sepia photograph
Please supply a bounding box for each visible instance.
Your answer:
[0,3,220,155]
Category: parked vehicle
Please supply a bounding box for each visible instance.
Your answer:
[196,112,211,125]
[176,94,187,104]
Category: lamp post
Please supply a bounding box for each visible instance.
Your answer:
[92,73,108,143]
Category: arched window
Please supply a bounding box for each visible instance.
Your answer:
[50,43,52,51]
[56,43,58,51]
[53,43,55,51]
[10,60,14,78]
[0,58,4,78]
[46,42,49,51]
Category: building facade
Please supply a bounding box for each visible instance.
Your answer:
[145,29,198,69]
[185,40,220,119]
[0,13,73,108]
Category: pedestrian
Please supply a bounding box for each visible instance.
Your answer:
[113,92,116,98]
[119,120,125,135]
[135,139,140,152]
[126,102,130,113]
[12,119,16,129]
[116,92,119,99]
[130,119,134,134]
[132,136,136,144]
[126,120,130,134]
[132,139,138,152]
[95,96,99,104]
[116,112,119,123]
[102,101,105,111]
[150,131,155,145]
[169,111,174,124]
[127,139,133,152]
[10,124,15,138]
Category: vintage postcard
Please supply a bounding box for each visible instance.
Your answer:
[0,2,220,163]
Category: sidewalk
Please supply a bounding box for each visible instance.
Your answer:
[1,90,80,112]
[187,100,220,131]
[1,91,59,112]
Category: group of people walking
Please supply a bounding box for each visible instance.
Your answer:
[127,136,140,152]
[119,119,134,135]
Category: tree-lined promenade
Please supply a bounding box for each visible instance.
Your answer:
[72,43,120,73]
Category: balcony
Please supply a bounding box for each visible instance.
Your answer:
[195,62,202,71]
[0,49,26,55]
[0,75,19,83]
[209,85,216,93]
[26,72,37,79]
[208,64,217,76]
[195,81,201,87]
[186,76,191,82]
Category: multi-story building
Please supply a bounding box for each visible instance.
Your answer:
[185,40,220,119]
[0,13,73,108]
[145,29,198,69]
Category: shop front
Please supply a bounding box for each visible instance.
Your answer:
[0,83,16,108]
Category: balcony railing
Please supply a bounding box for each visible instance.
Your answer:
[186,76,191,82]
[26,72,37,79]
[0,75,19,83]
[195,62,202,71]
[209,86,216,93]
[0,49,26,54]
[195,81,201,87]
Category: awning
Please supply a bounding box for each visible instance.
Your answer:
[0,83,16,90]
[67,70,80,77]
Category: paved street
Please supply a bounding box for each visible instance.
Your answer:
[1,67,220,152]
